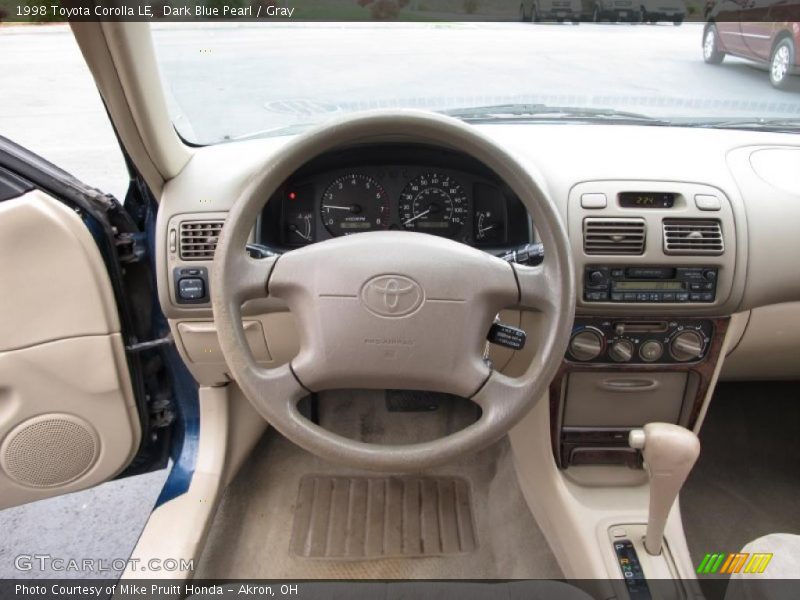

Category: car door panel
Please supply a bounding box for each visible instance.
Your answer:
[0,190,140,509]
[739,0,777,60]
[713,1,747,54]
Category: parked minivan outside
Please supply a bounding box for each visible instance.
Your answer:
[703,3,799,89]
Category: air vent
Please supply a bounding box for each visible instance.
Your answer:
[179,220,224,260]
[583,218,646,255]
[663,219,723,255]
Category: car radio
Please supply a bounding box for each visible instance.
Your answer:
[583,265,718,303]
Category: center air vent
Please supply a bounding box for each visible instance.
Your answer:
[583,218,646,255]
[663,219,723,255]
[179,220,224,260]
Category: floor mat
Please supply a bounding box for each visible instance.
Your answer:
[290,475,477,559]
[681,381,800,583]
[195,390,561,579]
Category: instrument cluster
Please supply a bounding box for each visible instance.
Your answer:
[259,146,531,251]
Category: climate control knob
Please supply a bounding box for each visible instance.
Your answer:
[569,330,604,361]
[609,339,634,363]
[670,331,705,362]
[639,340,664,362]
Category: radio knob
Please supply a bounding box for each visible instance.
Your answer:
[569,330,604,361]
[589,270,605,284]
[670,331,705,362]
[609,339,634,363]
[639,340,664,362]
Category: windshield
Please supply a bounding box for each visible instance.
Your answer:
[151,14,800,144]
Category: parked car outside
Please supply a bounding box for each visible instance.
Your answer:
[586,0,640,22]
[703,1,799,89]
[640,0,687,24]
[536,0,584,22]
[520,0,583,22]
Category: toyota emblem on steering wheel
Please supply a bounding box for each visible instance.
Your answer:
[360,275,424,318]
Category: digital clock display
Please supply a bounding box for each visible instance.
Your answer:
[618,192,676,209]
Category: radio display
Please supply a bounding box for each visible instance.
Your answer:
[618,192,676,208]
[613,281,685,291]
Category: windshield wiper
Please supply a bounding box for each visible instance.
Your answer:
[440,103,671,126]
[681,117,800,133]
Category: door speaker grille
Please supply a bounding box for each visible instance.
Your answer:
[1,415,99,488]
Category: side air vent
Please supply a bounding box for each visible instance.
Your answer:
[663,219,724,255]
[583,218,646,255]
[179,220,224,260]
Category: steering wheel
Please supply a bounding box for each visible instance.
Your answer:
[212,110,575,471]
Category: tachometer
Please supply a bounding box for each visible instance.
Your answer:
[399,172,467,238]
[321,174,389,237]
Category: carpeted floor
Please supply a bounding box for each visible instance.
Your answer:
[194,390,562,580]
[681,381,800,581]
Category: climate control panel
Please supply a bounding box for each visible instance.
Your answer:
[567,318,713,364]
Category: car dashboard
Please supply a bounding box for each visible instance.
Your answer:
[257,145,531,253]
[155,122,800,437]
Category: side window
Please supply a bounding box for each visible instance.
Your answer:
[0,24,128,200]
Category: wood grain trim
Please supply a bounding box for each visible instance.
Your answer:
[550,317,730,468]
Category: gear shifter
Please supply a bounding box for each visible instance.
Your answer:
[629,423,700,556]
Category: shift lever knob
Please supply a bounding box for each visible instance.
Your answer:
[629,423,700,556]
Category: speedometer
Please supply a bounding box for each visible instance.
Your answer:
[399,172,467,238]
[321,174,389,237]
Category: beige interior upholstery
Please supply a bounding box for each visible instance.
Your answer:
[724,534,800,600]
[0,191,140,509]
[721,303,800,380]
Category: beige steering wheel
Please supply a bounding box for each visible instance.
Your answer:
[212,110,575,471]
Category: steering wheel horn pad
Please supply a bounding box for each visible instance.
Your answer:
[269,231,518,398]
[212,110,575,471]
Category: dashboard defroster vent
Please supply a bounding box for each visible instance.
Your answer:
[663,219,723,255]
[179,220,224,260]
[583,218,646,255]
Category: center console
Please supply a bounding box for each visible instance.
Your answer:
[551,181,737,469]
[552,315,729,469]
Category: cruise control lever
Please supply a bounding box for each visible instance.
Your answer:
[497,242,544,266]
[487,322,527,351]
[485,244,541,353]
